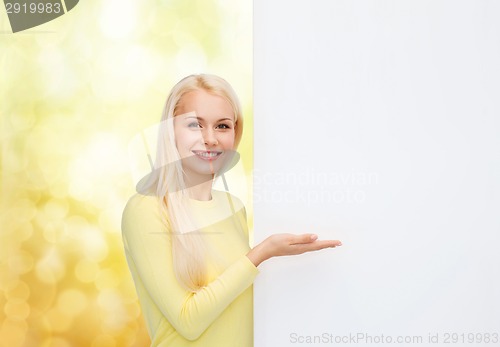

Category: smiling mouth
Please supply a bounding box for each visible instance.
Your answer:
[192,150,223,161]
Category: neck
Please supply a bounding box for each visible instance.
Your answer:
[184,175,214,201]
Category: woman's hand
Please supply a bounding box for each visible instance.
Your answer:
[246,234,342,267]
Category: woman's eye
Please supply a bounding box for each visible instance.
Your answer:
[216,123,231,129]
[188,122,201,128]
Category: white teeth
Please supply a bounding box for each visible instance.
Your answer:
[196,151,219,158]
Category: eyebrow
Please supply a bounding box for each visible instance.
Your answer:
[184,115,234,122]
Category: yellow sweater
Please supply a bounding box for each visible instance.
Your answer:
[121,190,259,346]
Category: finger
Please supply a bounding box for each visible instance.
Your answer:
[290,234,318,245]
[306,239,342,247]
[309,240,339,250]
[292,240,342,254]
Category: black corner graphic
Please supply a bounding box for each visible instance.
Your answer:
[3,0,79,33]
[64,0,77,11]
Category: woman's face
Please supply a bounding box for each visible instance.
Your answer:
[173,89,236,180]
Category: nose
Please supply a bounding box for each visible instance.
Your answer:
[202,128,218,146]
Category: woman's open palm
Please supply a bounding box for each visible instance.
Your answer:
[247,233,342,266]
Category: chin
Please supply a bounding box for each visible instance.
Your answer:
[181,158,219,177]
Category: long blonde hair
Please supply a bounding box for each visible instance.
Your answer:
[141,74,243,291]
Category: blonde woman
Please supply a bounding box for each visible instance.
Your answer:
[121,74,342,347]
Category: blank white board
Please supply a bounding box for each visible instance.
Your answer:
[254,1,500,346]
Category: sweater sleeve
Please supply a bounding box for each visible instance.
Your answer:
[121,194,259,341]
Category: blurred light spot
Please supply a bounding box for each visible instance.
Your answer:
[97,289,122,312]
[57,289,88,317]
[95,268,119,290]
[0,319,28,346]
[8,109,36,132]
[68,214,89,225]
[127,302,142,319]
[123,45,157,86]
[8,250,35,275]
[2,151,28,174]
[97,289,128,331]
[81,227,108,262]
[4,280,30,301]
[41,337,72,347]
[0,265,19,292]
[91,334,116,347]
[35,248,66,284]
[25,280,57,313]
[43,199,69,221]
[1,46,29,86]
[42,221,67,244]
[45,308,72,333]
[68,177,93,202]
[11,199,37,223]
[16,222,34,242]
[26,167,49,190]
[196,0,218,27]
[120,280,140,303]
[98,206,122,234]
[75,259,99,283]
[38,48,79,100]
[4,299,30,321]
[68,133,126,204]
[49,181,69,199]
[34,24,66,47]
[175,44,207,77]
[173,29,197,47]
[146,9,178,36]
[22,335,39,347]
[74,32,95,61]
[67,220,109,261]
[99,0,136,40]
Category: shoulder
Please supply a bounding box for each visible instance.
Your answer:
[123,193,161,216]
[121,194,165,234]
[212,190,245,212]
[125,192,160,207]
[121,194,172,251]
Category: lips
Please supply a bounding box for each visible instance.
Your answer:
[192,150,223,161]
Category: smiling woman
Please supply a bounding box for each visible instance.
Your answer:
[121,74,342,346]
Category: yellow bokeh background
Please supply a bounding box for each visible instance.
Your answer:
[0,1,252,346]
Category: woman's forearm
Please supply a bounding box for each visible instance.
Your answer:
[246,242,269,267]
